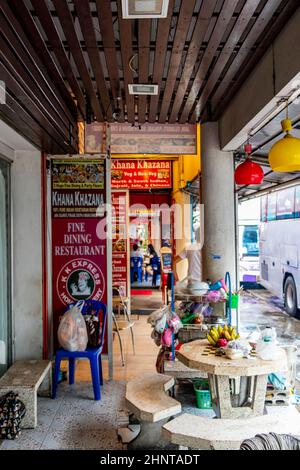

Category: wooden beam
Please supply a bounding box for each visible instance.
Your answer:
[0,95,69,154]
[196,0,261,119]
[179,0,240,124]
[190,111,197,124]
[0,11,78,145]
[138,20,151,124]
[117,0,135,123]
[1,0,78,124]
[148,0,174,123]
[212,0,299,118]
[73,0,113,121]
[158,0,196,123]
[52,0,103,121]
[0,27,76,146]
[0,61,76,153]
[30,0,86,119]
[95,0,124,122]
[168,0,218,123]
[0,74,76,154]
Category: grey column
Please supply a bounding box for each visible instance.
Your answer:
[201,122,236,290]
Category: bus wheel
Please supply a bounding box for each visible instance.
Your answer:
[284,276,298,317]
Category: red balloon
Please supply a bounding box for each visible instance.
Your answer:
[234,158,264,185]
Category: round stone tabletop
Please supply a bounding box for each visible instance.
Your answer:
[176,339,287,377]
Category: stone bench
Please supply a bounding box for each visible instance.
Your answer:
[164,359,208,380]
[125,372,181,449]
[0,360,52,428]
[162,406,300,450]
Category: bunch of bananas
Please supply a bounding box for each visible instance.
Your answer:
[207,324,240,347]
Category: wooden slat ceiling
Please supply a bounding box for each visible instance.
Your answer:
[0,0,299,154]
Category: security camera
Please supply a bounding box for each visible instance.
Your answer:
[112,107,121,120]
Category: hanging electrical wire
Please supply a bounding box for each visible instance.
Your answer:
[129,54,138,75]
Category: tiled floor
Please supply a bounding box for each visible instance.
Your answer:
[0,379,217,450]
[240,290,300,379]
[2,289,300,450]
[0,298,160,451]
[131,290,163,314]
[0,381,126,450]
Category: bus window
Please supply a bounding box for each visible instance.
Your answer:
[276,187,295,220]
[242,225,259,256]
[295,186,300,218]
[261,195,267,222]
[267,193,277,221]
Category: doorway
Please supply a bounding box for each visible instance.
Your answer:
[0,157,11,377]
[129,192,171,291]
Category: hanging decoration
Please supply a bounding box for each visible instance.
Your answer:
[269,111,300,172]
[234,143,264,185]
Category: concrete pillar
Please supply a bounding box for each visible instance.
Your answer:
[201,122,236,291]
[12,150,43,360]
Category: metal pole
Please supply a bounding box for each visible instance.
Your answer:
[105,127,113,381]
[239,176,300,202]
[171,272,175,361]
[234,189,240,332]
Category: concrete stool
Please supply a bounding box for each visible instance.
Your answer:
[125,372,181,449]
[0,360,52,428]
[163,407,300,450]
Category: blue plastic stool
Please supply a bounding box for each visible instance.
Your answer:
[52,301,107,401]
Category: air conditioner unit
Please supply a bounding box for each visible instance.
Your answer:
[129,84,159,95]
[121,0,169,19]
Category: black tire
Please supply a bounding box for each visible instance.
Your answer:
[284,276,298,317]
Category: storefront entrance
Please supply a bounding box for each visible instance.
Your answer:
[111,158,174,298]
[0,158,11,377]
[129,192,172,290]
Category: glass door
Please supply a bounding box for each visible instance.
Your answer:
[0,158,11,377]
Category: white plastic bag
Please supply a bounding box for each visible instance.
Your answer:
[256,327,280,360]
[155,312,167,333]
[58,302,88,351]
[148,306,169,327]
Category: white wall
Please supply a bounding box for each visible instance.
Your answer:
[238,198,261,225]
[12,151,43,359]
[0,121,43,360]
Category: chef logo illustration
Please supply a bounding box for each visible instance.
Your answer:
[68,270,94,299]
[57,259,105,305]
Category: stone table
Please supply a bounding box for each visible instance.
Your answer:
[177,340,287,419]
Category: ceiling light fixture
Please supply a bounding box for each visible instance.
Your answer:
[128,84,158,95]
[234,143,264,186]
[268,108,300,172]
[121,0,169,19]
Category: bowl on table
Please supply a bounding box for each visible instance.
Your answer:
[225,348,244,360]
[187,281,209,295]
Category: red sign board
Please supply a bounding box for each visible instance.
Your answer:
[112,191,128,296]
[111,160,171,189]
[51,159,107,350]
[52,219,106,305]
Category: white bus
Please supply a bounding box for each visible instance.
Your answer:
[260,185,300,317]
